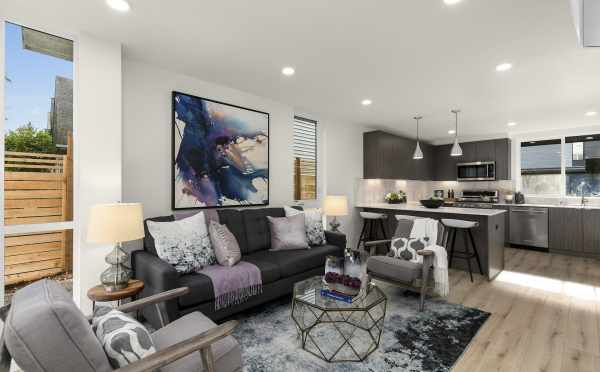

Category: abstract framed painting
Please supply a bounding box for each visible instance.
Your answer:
[172,91,269,209]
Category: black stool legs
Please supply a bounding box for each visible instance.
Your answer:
[356,218,387,251]
[445,227,483,282]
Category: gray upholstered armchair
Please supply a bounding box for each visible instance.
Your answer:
[365,215,444,311]
[0,279,241,372]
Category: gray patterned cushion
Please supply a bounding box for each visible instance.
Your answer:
[209,220,242,266]
[147,211,216,273]
[267,214,309,251]
[92,307,156,368]
[284,206,327,246]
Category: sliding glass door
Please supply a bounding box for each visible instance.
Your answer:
[3,21,74,303]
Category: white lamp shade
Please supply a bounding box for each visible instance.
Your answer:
[450,139,463,157]
[87,203,144,244]
[413,142,424,160]
[323,195,348,216]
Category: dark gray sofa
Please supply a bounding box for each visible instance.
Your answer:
[132,207,346,328]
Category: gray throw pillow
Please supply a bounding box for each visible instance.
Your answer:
[284,206,327,246]
[92,307,156,368]
[208,220,242,266]
[268,214,309,251]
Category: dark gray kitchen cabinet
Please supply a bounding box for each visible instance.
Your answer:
[433,144,457,181]
[363,131,422,180]
[494,138,511,180]
[493,205,510,244]
[364,131,512,181]
[475,140,496,161]
[460,142,477,163]
[549,208,583,252]
[582,209,600,254]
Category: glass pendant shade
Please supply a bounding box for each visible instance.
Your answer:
[413,141,424,159]
[450,139,463,157]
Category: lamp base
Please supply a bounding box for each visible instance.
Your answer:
[101,244,132,292]
[329,216,341,232]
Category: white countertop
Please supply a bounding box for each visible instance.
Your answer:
[356,202,507,216]
[494,203,600,209]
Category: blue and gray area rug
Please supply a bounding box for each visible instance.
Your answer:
[232,285,489,372]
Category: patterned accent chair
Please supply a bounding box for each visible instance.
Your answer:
[365,215,444,311]
[0,279,241,372]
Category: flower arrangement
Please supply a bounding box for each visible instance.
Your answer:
[385,190,407,204]
[324,272,361,296]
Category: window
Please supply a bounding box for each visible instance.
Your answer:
[4,22,74,301]
[520,139,561,195]
[293,116,317,200]
[565,135,600,197]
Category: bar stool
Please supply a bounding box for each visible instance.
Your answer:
[441,218,483,282]
[356,212,388,251]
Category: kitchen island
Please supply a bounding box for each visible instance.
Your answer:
[357,202,506,280]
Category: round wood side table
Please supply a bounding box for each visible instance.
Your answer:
[87,279,144,311]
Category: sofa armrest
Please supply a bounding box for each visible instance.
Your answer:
[325,230,346,253]
[131,250,180,327]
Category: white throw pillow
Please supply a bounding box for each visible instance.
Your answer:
[146,211,216,273]
[284,206,327,246]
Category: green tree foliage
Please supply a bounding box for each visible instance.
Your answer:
[5,122,56,154]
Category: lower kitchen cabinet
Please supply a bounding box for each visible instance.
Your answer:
[493,205,510,244]
[549,208,583,252]
[582,209,600,254]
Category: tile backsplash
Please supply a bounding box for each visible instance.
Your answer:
[356,179,516,204]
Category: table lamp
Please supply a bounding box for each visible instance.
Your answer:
[87,203,144,292]
[324,195,348,232]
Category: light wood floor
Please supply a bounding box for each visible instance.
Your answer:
[451,247,600,372]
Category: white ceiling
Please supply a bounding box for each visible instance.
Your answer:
[3,0,600,142]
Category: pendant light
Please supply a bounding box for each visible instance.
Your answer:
[413,116,424,160]
[450,109,463,157]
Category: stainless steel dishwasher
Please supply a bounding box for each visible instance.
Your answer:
[509,206,549,248]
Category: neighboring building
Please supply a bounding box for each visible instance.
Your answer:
[48,76,73,148]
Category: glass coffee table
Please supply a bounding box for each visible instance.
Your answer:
[291,276,387,362]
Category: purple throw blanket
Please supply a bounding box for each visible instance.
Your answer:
[197,261,263,310]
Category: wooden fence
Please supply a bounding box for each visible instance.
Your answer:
[294,157,316,200]
[4,139,73,286]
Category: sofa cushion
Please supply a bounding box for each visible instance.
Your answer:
[4,279,112,372]
[144,215,175,256]
[241,208,285,254]
[177,254,282,308]
[217,209,248,254]
[177,273,215,308]
[270,244,341,278]
[367,255,422,283]
[151,312,241,372]
[242,251,281,284]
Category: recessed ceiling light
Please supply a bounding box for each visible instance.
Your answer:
[106,0,130,12]
[585,111,597,116]
[281,67,295,76]
[361,99,372,106]
[507,122,517,127]
[496,63,513,72]
[444,0,463,4]
[448,129,456,134]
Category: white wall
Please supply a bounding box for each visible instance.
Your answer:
[122,60,367,249]
[73,34,122,314]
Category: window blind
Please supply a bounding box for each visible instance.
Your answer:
[293,116,317,200]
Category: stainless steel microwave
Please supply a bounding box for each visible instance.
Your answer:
[457,161,496,181]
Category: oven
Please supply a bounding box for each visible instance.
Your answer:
[457,161,496,181]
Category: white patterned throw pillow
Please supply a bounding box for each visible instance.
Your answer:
[284,206,327,246]
[92,307,156,368]
[147,211,216,273]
